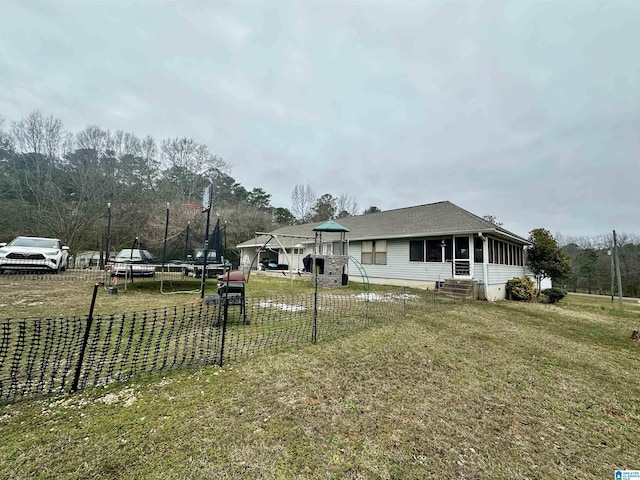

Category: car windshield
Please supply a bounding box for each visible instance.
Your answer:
[9,237,60,249]
[194,249,217,260]
[115,249,154,262]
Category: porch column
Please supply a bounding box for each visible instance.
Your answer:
[482,235,489,299]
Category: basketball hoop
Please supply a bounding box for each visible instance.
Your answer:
[181,203,205,212]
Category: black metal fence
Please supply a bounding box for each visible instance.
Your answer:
[0,290,442,404]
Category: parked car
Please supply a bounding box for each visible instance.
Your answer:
[108,248,157,277]
[0,236,70,273]
[184,248,232,278]
[74,250,101,269]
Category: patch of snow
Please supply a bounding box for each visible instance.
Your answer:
[351,292,419,302]
[99,393,119,405]
[258,300,306,312]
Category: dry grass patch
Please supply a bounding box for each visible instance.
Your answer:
[0,273,373,319]
[0,279,211,318]
[1,299,639,478]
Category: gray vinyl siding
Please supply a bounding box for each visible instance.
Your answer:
[473,263,485,282]
[349,239,454,282]
[488,264,527,284]
[333,239,531,288]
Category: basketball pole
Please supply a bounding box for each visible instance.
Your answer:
[162,203,169,274]
[200,185,213,299]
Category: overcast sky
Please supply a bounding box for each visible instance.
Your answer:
[1,0,638,239]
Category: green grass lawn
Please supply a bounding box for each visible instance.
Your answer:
[1,288,639,479]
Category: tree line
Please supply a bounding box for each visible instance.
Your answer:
[557,232,640,298]
[0,111,377,263]
[9,110,632,294]
[520,229,640,299]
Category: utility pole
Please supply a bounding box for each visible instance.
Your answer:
[613,230,623,307]
[608,248,614,302]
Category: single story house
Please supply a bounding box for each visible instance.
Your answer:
[236,201,549,300]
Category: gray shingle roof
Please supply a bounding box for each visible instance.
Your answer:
[237,201,529,248]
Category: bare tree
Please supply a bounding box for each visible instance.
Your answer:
[76,125,110,155]
[12,111,65,159]
[9,111,66,212]
[141,135,158,162]
[291,184,316,223]
[482,215,503,226]
[159,137,228,201]
[160,137,227,173]
[109,130,142,159]
[137,135,160,183]
[0,115,12,153]
[335,193,358,218]
[61,131,75,158]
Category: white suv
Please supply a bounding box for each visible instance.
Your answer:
[0,236,70,273]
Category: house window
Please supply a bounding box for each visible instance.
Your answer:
[410,240,424,262]
[361,241,373,264]
[426,240,441,262]
[375,240,387,265]
[409,238,454,263]
[487,238,524,266]
[361,240,386,265]
[474,237,484,263]
[425,238,452,262]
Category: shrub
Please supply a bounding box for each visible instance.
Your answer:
[542,287,567,304]
[506,276,535,301]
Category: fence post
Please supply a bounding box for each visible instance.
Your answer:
[71,283,99,392]
[312,265,318,344]
[218,298,228,367]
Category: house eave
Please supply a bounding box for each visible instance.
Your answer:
[348,228,530,245]
[238,228,531,249]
